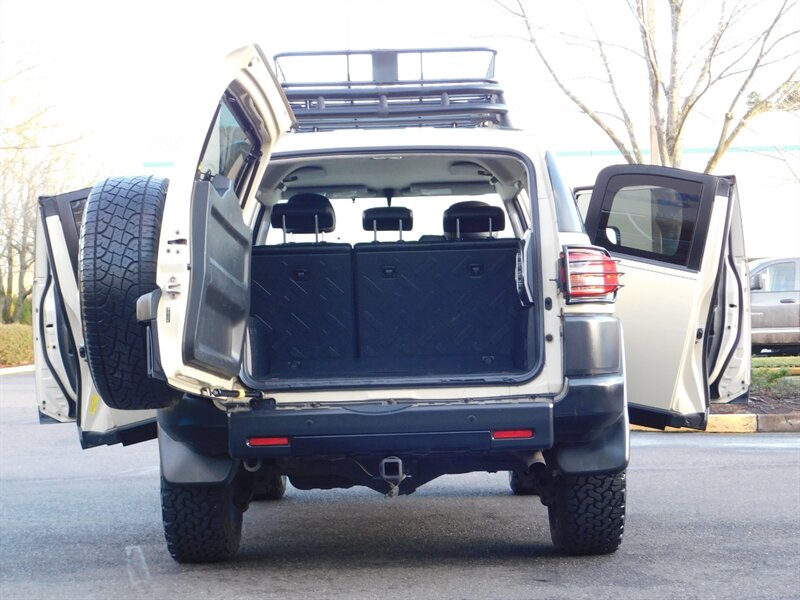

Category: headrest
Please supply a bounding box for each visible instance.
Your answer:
[362,207,413,232]
[271,193,335,234]
[443,201,505,239]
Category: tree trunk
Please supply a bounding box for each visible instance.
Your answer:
[0,267,7,323]
[647,0,660,165]
[3,237,15,323]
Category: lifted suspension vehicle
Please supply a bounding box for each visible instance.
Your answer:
[35,45,750,562]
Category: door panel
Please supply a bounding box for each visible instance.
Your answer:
[183,177,251,378]
[153,44,294,395]
[584,165,748,429]
[34,219,77,422]
[36,191,156,447]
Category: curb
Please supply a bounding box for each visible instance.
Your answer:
[631,413,800,433]
[0,364,35,376]
[753,366,800,376]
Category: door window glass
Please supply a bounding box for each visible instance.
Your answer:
[198,101,255,184]
[597,176,704,269]
[759,262,796,292]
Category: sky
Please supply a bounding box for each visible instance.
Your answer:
[1,0,798,257]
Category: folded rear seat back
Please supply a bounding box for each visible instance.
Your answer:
[250,194,356,376]
[353,200,527,373]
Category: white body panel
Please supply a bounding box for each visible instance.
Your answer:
[35,210,153,441]
[154,45,294,396]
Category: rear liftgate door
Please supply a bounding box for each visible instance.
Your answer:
[150,44,294,396]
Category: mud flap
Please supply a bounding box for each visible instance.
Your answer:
[159,427,238,485]
[549,415,629,476]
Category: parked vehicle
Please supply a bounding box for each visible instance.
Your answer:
[750,257,800,355]
[34,45,750,562]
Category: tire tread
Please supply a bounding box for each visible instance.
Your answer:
[548,471,626,555]
[161,478,242,563]
[79,176,176,410]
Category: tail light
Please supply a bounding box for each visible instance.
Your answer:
[561,246,622,303]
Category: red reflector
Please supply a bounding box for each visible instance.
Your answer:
[492,429,534,440]
[247,436,290,447]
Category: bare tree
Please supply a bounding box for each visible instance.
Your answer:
[0,54,84,323]
[495,0,799,173]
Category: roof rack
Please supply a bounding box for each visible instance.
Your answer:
[273,48,511,132]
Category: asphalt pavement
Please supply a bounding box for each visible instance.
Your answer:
[1,373,799,600]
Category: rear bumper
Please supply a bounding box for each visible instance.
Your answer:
[158,314,627,475]
[228,400,554,459]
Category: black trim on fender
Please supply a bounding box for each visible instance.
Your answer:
[157,395,229,456]
[554,374,625,442]
[563,315,622,376]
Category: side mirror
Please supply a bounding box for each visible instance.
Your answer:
[751,273,765,291]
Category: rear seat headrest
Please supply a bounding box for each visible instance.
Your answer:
[362,207,413,232]
[271,193,336,234]
[443,201,505,239]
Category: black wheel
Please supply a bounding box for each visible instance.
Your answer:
[161,477,243,563]
[79,176,179,410]
[253,474,287,501]
[547,470,626,555]
[508,470,538,496]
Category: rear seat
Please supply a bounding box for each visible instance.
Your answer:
[354,201,525,368]
[250,194,356,369]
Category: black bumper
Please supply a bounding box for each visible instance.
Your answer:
[228,400,554,459]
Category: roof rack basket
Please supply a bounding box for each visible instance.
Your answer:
[273,48,511,132]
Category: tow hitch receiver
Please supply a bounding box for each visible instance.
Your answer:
[379,456,406,498]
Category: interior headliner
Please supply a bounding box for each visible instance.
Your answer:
[258,152,529,203]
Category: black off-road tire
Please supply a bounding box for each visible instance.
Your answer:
[547,470,626,555]
[79,176,179,410]
[161,477,243,563]
[508,470,538,496]
[253,474,287,501]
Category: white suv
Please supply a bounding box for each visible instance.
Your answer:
[34,45,750,562]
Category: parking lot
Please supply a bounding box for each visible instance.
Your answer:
[1,372,798,599]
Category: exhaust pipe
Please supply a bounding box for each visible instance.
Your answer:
[529,451,546,473]
[243,458,262,473]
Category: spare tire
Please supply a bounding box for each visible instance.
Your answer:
[80,175,180,410]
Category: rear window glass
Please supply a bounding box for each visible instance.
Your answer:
[266,194,514,244]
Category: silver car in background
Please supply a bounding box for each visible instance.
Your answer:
[750,257,800,355]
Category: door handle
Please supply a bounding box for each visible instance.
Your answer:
[779,298,796,304]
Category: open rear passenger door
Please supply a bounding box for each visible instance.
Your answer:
[36,189,157,447]
[584,165,750,430]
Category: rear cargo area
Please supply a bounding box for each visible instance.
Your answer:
[246,238,533,384]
